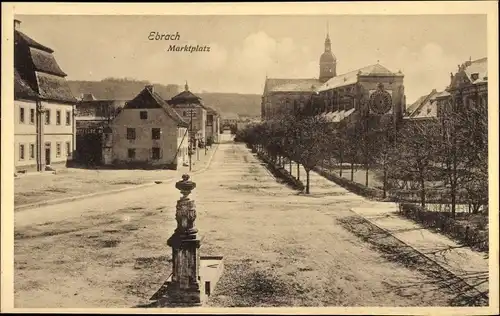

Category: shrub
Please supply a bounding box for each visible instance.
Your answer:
[398,203,488,252]
[313,166,384,199]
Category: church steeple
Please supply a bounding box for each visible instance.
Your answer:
[325,22,331,52]
[319,22,336,83]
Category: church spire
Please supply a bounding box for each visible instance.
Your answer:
[324,22,331,52]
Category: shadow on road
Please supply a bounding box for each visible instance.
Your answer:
[338,215,489,307]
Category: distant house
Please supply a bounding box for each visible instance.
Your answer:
[167,82,207,148]
[221,113,239,131]
[103,85,189,169]
[14,19,77,173]
[205,106,220,144]
[74,94,128,165]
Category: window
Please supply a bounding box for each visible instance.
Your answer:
[56,110,61,125]
[183,110,196,118]
[19,107,25,123]
[66,111,71,125]
[152,147,161,160]
[29,143,35,159]
[140,111,148,119]
[19,144,25,160]
[56,142,61,157]
[45,110,51,125]
[30,108,35,124]
[66,141,71,157]
[152,128,161,140]
[128,148,136,159]
[127,128,136,140]
[207,115,213,126]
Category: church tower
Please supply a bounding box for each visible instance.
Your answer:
[319,24,337,83]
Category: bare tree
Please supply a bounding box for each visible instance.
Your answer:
[388,120,441,208]
[288,114,335,194]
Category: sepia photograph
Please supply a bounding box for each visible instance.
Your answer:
[1,2,498,314]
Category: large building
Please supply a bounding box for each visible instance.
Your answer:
[103,85,189,169]
[438,57,488,113]
[261,30,406,129]
[404,57,488,124]
[14,19,77,173]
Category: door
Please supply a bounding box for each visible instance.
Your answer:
[45,142,51,165]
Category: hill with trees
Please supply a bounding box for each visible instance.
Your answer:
[67,78,261,117]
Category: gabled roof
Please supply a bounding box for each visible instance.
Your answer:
[14,28,76,103]
[264,78,320,94]
[405,89,440,119]
[318,63,401,92]
[124,86,188,127]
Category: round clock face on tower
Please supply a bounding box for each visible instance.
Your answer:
[369,90,392,115]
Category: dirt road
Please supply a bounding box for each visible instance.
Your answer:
[14,143,483,308]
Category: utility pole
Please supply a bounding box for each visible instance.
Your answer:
[188,109,195,172]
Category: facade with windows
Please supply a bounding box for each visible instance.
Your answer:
[104,85,189,169]
[14,19,76,173]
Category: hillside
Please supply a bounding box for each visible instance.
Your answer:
[67,78,261,117]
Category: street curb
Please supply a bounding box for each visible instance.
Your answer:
[14,144,220,212]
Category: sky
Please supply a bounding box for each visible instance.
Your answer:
[15,15,487,104]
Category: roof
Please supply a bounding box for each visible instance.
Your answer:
[124,86,188,127]
[323,108,356,123]
[14,68,38,99]
[29,47,67,77]
[76,99,128,117]
[430,90,450,100]
[14,28,76,103]
[36,72,76,103]
[14,30,53,53]
[405,89,440,119]
[204,106,219,115]
[168,89,204,107]
[264,78,321,93]
[318,63,401,92]
[464,57,488,84]
[81,93,97,101]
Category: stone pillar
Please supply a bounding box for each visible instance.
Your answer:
[166,174,202,305]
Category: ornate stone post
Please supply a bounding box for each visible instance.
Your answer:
[166,174,202,305]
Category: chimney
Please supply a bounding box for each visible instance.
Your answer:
[14,19,21,30]
[145,85,154,93]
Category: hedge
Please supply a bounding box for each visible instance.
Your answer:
[388,188,477,204]
[256,152,305,191]
[314,166,384,199]
[398,203,488,252]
